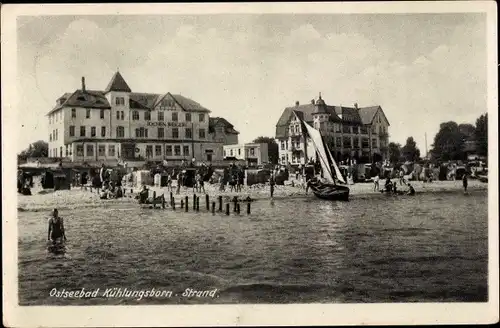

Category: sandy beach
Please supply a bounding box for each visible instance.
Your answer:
[17,179,488,212]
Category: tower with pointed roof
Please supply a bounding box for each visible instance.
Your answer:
[104,71,132,139]
[312,92,330,133]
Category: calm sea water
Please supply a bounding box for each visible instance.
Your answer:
[18,190,488,305]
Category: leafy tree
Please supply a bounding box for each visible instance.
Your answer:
[401,137,421,162]
[475,113,488,157]
[17,140,48,163]
[387,142,402,163]
[458,123,476,139]
[430,121,465,161]
[253,136,279,164]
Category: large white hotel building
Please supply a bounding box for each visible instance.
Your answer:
[46,72,239,164]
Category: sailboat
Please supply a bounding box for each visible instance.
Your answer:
[300,119,350,201]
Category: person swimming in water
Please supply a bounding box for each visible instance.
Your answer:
[48,209,67,244]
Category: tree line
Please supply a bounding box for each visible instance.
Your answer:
[387,113,488,163]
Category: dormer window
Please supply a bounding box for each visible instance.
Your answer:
[71,108,76,118]
[115,97,125,106]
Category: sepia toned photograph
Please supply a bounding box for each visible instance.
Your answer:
[2,2,498,327]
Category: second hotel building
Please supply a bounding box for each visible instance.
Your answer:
[46,72,230,164]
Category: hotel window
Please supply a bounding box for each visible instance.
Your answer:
[343,125,351,134]
[116,111,120,120]
[144,111,151,121]
[91,127,96,137]
[199,113,205,122]
[174,145,181,156]
[98,145,106,157]
[172,112,178,122]
[362,138,369,148]
[49,133,52,142]
[86,144,94,157]
[100,109,105,119]
[69,126,75,137]
[353,137,359,148]
[65,146,69,157]
[238,149,241,156]
[115,97,125,106]
[121,111,124,120]
[158,127,164,139]
[158,111,164,121]
[146,145,153,158]
[165,145,172,156]
[224,150,226,157]
[185,128,192,139]
[172,128,179,139]
[183,146,189,156]
[80,126,86,137]
[360,126,368,134]
[76,145,84,157]
[343,137,352,148]
[250,148,255,156]
[372,138,378,148]
[185,113,191,122]
[281,141,285,149]
[199,128,206,139]
[101,126,106,137]
[230,149,234,156]
[71,108,76,118]
[336,137,342,147]
[135,127,147,138]
[86,109,90,119]
[155,145,162,157]
[108,145,115,157]
[116,126,125,138]
[132,111,139,121]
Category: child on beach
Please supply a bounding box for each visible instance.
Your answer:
[47,209,67,244]
[373,175,379,192]
[269,174,275,198]
[462,173,468,193]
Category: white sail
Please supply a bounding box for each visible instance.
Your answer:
[325,145,346,184]
[302,121,335,183]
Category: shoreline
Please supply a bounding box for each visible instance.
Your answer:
[17,179,487,213]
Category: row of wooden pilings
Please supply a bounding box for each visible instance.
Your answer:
[149,191,251,215]
[86,186,252,215]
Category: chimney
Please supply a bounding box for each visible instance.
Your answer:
[81,77,86,92]
[311,99,315,105]
[295,101,299,107]
[354,103,358,109]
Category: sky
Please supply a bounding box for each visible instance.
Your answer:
[16,13,487,154]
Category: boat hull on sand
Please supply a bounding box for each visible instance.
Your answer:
[309,179,350,201]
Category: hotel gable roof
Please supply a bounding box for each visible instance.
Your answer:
[47,72,211,115]
[275,97,389,139]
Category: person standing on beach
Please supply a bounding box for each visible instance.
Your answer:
[269,173,275,198]
[99,164,106,186]
[48,209,67,244]
[176,171,182,195]
[373,175,379,192]
[462,173,468,193]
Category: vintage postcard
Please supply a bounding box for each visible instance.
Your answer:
[2,1,498,327]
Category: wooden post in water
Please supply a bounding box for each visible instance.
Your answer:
[153,191,156,209]
[236,203,240,214]
[225,203,230,215]
[218,196,223,211]
[181,199,184,209]
[162,195,165,209]
[170,192,173,205]
[206,194,209,210]
[211,202,215,214]
[196,196,200,212]
[185,196,189,212]
[172,197,176,210]
[247,202,251,214]
[193,194,196,211]
[233,199,238,212]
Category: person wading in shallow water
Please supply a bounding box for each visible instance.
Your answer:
[48,209,67,244]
